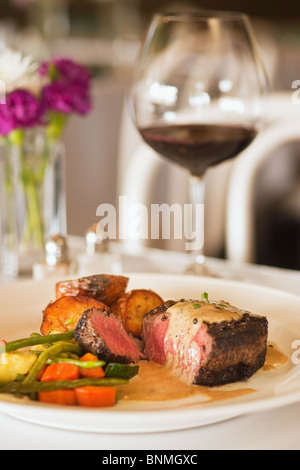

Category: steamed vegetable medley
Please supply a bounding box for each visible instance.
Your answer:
[0,331,139,407]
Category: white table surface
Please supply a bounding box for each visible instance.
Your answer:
[0,243,300,450]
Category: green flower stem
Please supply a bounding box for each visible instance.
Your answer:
[21,170,45,251]
[46,113,68,141]
[18,152,45,252]
[3,156,17,253]
[8,130,49,253]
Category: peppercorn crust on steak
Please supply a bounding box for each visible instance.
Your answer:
[142,299,268,387]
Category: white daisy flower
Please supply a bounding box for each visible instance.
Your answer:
[0,47,48,96]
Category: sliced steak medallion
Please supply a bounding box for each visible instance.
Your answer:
[143,299,268,387]
[74,306,146,364]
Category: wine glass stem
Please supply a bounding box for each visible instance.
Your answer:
[189,174,206,270]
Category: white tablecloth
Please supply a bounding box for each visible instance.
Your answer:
[0,243,300,450]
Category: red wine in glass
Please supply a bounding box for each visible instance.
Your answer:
[139,123,257,177]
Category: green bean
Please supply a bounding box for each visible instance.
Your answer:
[29,333,52,349]
[65,353,81,360]
[105,363,139,379]
[0,378,128,395]
[2,331,75,353]
[47,357,106,369]
[22,341,83,385]
[33,351,81,359]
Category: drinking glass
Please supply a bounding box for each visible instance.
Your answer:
[129,11,268,275]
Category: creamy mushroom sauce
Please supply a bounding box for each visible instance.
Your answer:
[167,299,246,325]
[118,299,288,404]
[263,343,289,371]
[118,343,288,403]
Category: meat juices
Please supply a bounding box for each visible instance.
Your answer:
[143,300,268,387]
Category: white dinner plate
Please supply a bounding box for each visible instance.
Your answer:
[0,273,300,434]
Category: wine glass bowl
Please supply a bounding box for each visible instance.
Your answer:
[129,11,268,274]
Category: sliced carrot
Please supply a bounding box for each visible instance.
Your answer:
[38,390,76,406]
[79,353,105,379]
[75,386,116,408]
[40,363,80,383]
[79,368,105,379]
[80,353,98,362]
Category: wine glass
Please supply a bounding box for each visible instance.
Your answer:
[129,10,268,275]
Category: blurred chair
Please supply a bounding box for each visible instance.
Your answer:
[117,92,300,264]
[226,92,300,264]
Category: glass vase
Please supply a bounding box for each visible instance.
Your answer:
[0,129,67,278]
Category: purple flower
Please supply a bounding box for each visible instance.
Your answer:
[55,58,91,88]
[0,90,45,136]
[39,58,92,117]
[40,58,91,89]
[42,82,92,116]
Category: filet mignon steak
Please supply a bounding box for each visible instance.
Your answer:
[74,306,146,364]
[143,299,268,386]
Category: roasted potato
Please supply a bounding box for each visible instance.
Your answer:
[111,289,164,338]
[55,274,129,306]
[41,295,107,335]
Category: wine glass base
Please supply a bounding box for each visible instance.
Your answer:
[184,254,214,277]
[185,263,208,276]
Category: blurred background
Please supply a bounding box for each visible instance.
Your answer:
[1,0,299,271]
